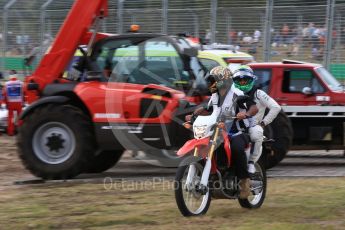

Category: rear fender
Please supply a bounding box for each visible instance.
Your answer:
[176,137,210,157]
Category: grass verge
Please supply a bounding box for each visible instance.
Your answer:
[0,178,344,229]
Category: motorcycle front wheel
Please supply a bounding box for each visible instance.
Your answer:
[174,162,211,216]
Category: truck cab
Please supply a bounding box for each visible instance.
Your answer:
[249,60,345,151]
[249,61,345,106]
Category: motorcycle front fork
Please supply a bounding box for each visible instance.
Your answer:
[185,127,220,192]
[198,127,220,190]
[185,148,198,188]
[184,147,211,195]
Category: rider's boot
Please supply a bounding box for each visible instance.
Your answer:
[248,161,256,174]
[239,178,251,199]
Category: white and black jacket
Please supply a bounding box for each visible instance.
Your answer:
[248,87,281,126]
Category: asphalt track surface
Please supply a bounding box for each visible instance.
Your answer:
[99,150,345,178]
[0,135,343,185]
[13,150,345,186]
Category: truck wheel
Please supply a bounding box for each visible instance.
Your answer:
[263,112,293,169]
[17,104,96,180]
[85,150,123,173]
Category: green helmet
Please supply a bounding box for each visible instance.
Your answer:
[232,65,256,92]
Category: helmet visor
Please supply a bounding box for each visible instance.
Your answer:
[205,74,216,86]
[205,74,219,93]
[233,76,254,86]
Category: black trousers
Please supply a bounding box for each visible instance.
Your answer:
[230,134,250,179]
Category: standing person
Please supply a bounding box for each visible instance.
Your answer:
[281,23,290,46]
[0,76,3,137]
[3,70,24,136]
[185,66,258,199]
[128,24,140,33]
[204,29,212,44]
[232,65,281,174]
[253,29,261,43]
[229,29,237,45]
[0,76,4,105]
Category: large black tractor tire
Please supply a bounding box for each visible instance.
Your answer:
[85,150,124,173]
[17,104,96,180]
[263,111,293,169]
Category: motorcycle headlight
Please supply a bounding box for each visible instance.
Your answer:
[194,125,207,139]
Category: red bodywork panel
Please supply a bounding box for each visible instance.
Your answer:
[177,130,232,169]
[222,130,231,167]
[26,0,108,92]
[249,62,345,106]
[74,82,186,124]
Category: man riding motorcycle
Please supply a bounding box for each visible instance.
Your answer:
[185,66,258,199]
[232,65,281,174]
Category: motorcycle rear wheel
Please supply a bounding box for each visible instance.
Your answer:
[238,160,266,209]
[174,162,211,216]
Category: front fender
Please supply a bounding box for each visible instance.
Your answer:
[20,95,70,120]
[177,137,210,156]
[178,155,204,167]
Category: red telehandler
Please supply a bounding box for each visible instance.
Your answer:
[18,0,211,179]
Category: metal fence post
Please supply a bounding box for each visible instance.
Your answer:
[263,0,273,62]
[335,14,341,63]
[117,0,124,34]
[260,12,265,41]
[188,10,199,38]
[2,0,17,73]
[210,0,217,44]
[324,0,335,70]
[102,18,107,33]
[40,0,54,58]
[162,0,168,34]
[13,9,27,58]
[225,13,232,45]
[131,14,137,25]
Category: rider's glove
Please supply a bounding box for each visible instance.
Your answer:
[190,113,198,123]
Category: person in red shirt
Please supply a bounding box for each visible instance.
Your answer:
[3,70,24,136]
[0,76,3,136]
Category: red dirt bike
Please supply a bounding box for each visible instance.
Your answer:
[174,98,266,216]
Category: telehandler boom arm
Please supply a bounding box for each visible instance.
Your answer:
[27,0,108,92]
